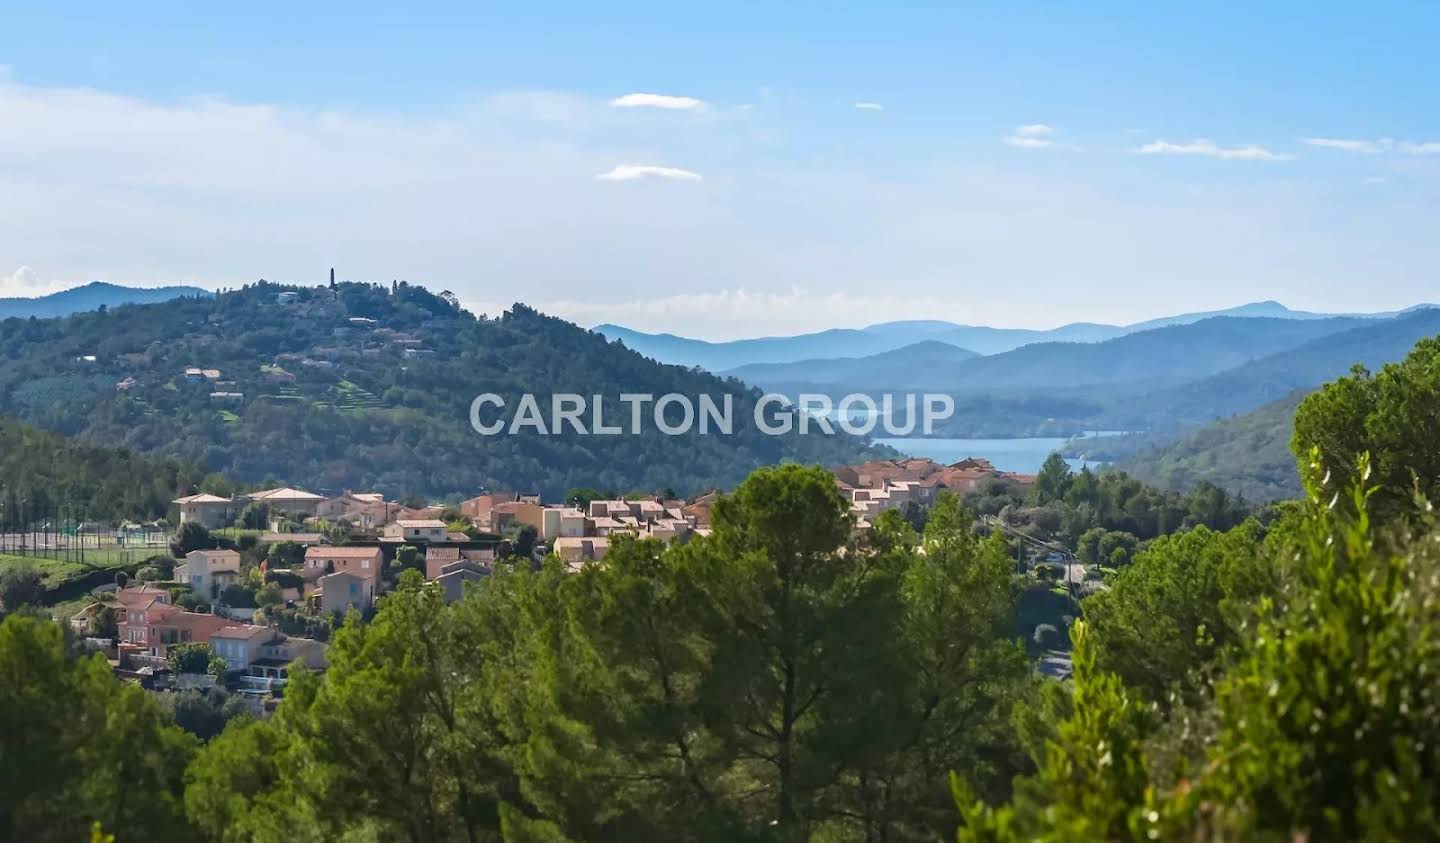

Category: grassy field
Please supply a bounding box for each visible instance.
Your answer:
[0,551,128,589]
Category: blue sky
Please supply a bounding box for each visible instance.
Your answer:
[1,2,1436,337]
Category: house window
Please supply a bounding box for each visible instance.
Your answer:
[361,559,369,569]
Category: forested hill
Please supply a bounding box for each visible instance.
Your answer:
[0,415,229,522]
[1111,392,1306,502]
[0,282,884,499]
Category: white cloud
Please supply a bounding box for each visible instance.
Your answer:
[1399,141,1440,156]
[2,265,41,289]
[853,102,884,111]
[609,93,705,111]
[1298,136,1440,157]
[1004,124,1072,150]
[1137,139,1292,161]
[1364,176,1387,185]
[594,164,703,182]
[0,265,74,297]
[1301,137,1391,154]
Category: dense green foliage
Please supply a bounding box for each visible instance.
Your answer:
[959,461,1252,549]
[0,615,198,841]
[956,461,1440,840]
[0,415,226,523]
[1293,335,1440,523]
[0,282,883,499]
[1110,392,1306,501]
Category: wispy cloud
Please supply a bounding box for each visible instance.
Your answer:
[1301,137,1391,154]
[853,102,884,111]
[594,164,703,182]
[1298,137,1440,157]
[1400,141,1440,156]
[1004,124,1053,148]
[1004,124,1075,150]
[1137,138,1291,161]
[609,93,705,111]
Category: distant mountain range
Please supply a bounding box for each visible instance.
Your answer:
[596,300,1433,371]
[728,315,1371,394]
[723,340,981,389]
[0,281,210,319]
[1126,307,1440,425]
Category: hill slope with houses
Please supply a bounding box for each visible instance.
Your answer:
[0,281,886,499]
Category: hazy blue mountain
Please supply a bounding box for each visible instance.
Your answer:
[936,316,1369,392]
[721,340,980,390]
[593,325,911,371]
[0,281,210,319]
[596,300,1423,371]
[729,316,1368,395]
[1128,307,1440,425]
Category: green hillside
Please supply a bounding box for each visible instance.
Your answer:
[0,415,223,523]
[0,282,883,498]
[1112,392,1306,501]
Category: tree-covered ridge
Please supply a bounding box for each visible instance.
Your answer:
[0,415,229,523]
[0,281,885,499]
[1108,392,1306,502]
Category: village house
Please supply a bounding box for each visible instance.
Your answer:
[459,492,532,526]
[118,604,237,658]
[553,536,610,565]
[314,491,396,529]
[173,493,235,529]
[424,546,495,581]
[487,500,543,533]
[209,624,277,673]
[70,584,173,633]
[383,519,447,542]
[246,487,327,518]
[318,570,374,615]
[541,507,587,540]
[830,457,1036,531]
[174,549,242,600]
[436,567,486,603]
[304,545,383,583]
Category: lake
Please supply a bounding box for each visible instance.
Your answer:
[871,436,1105,474]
